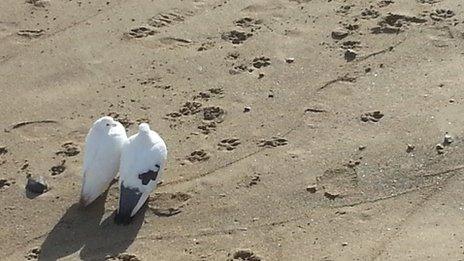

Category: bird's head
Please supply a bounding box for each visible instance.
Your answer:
[138,123,151,134]
[94,116,118,132]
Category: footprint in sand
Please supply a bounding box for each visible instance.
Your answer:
[218,138,241,151]
[186,149,210,163]
[227,249,263,261]
[198,122,217,134]
[125,27,157,38]
[360,8,380,19]
[50,159,66,176]
[317,168,360,200]
[148,192,191,217]
[257,137,288,148]
[166,101,203,119]
[234,17,262,32]
[107,112,135,128]
[179,101,203,116]
[221,30,253,44]
[147,9,194,28]
[430,9,455,21]
[55,142,80,157]
[252,57,271,69]
[202,106,225,122]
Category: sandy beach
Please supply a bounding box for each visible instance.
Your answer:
[1,0,464,260]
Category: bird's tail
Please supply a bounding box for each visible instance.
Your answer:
[115,183,142,225]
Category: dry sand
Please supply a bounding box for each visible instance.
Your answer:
[1,0,464,260]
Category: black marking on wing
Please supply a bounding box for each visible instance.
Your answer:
[115,182,142,225]
[138,164,160,185]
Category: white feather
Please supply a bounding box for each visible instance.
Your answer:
[119,123,167,217]
[80,116,127,206]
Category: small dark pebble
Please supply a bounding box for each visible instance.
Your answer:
[361,111,384,122]
[332,29,348,40]
[344,49,357,62]
[406,144,415,153]
[285,57,295,63]
[306,185,317,193]
[436,143,444,154]
[324,191,340,200]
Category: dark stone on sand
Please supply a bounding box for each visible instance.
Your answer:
[361,111,384,122]
[331,29,349,40]
[306,185,317,193]
[406,144,415,153]
[324,191,340,200]
[285,57,295,63]
[26,176,48,194]
[344,49,357,62]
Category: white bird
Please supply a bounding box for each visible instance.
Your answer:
[115,123,167,224]
[80,116,127,206]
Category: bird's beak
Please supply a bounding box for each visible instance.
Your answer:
[111,123,118,127]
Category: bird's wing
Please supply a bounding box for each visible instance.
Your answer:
[129,141,167,216]
[116,136,167,223]
[80,130,125,206]
[82,128,100,173]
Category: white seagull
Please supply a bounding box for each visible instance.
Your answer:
[80,116,127,206]
[115,123,167,224]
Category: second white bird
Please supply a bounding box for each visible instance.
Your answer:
[115,123,167,224]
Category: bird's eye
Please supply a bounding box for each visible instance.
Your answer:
[106,123,110,126]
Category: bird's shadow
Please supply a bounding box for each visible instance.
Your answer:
[39,192,146,261]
